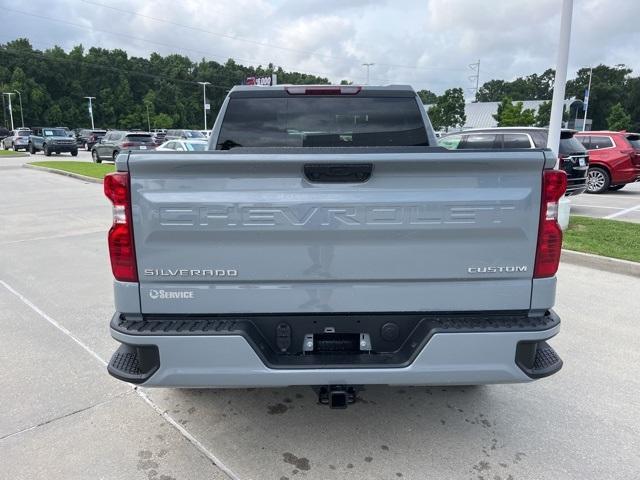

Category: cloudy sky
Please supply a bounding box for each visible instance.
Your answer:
[3,0,639,97]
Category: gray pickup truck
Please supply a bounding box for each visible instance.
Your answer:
[105,85,566,408]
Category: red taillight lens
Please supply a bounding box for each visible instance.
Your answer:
[104,172,138,282]
[121,142,135,148]
[534,170,567,278]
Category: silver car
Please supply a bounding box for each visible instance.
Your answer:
[1,129,31,151]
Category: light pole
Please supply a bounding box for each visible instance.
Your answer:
[197,81,210,130]
[145,103,151,132]
[84,96,96,129]
[582,67,593,131]
[546,0,573,159]
[14,90,24,128]
[3,93,15,131]
[361,63,374,85]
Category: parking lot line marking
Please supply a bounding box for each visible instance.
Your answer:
[571,204,623,210]
[0,279,241,480]
[0,279,107,367]
[136,389,242,480]
[604,203,640,219]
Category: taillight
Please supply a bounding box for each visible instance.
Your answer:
[104,172,138,282]
[285,86,361,95]
[534,170,567,278]
[121,142,135,148]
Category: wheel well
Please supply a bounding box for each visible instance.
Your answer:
[589,163,611,178]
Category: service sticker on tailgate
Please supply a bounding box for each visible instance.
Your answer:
[149,289,194,300]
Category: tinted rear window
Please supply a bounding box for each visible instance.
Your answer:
[217,96,428,149]
[459,134,497,149]
[559,135,586,155]
[125,134,153,142]
[503,133,531,149]
[626,135,640,149]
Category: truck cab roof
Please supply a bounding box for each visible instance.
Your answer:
[228,84,417,98]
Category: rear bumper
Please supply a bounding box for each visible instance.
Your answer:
[108,311,562,387]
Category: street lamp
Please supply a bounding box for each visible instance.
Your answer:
[145,103,151,132]
[582,67,593,131]
[84,96,96,129]
[197,81,210,130]
[14,90,24,128]
[2,93,15,130]
[362,63,374,85]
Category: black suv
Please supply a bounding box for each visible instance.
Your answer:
[76,129,107,151]
[439,127,589,196]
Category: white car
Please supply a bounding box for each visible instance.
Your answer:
[156,139,208,151]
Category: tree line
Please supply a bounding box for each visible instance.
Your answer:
[1,38,639,132]
[0,38,329,130]
[418,64,639,131]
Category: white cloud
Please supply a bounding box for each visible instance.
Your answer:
[2,0,639,94]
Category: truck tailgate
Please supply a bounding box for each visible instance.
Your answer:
[125,150,547,314]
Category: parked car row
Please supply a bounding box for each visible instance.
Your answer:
[0,125,211,159]
[439,127,640,194]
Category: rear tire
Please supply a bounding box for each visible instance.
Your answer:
[43,144,51,157]
[29,143,36,154]
[112,150,118,162]
[71,150,78,157]
[586,167,610,194]
[84,141,89,151]
[92,149,101,164]
[608,184,625,191]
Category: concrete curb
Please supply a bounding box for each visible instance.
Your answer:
[23,163,103,184]
[561,249,640,278]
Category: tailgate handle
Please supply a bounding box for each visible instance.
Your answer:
[304,163,372,183]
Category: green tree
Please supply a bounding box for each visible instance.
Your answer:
[535,101,552,127]
[428,88,466,131]
[152,113,173,129]
[477,69,555,102]
[417,89,438,104]
[607,103,631,131]
[566,64,631,130]
[493,97,536,127]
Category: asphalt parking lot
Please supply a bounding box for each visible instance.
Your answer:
[570,181,640,223]
[1,155,639,480]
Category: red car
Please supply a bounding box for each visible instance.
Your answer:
[575,131,640,193]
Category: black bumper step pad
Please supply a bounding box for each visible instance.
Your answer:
[107,344,159,384]
[516,341,563,379]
